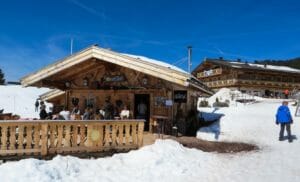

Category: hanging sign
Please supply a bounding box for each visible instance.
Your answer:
[174,90,187,103]
[103,74,126,82]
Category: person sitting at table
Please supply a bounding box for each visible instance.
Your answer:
[70,105,80,120]
[71,105,80,115]
[94,108,103,120]
[59,107,70,120]
[120,105,130,119]
[83,107,92,120]
[99,109,105,119]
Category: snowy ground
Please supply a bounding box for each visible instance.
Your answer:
[0,86,299,181]
[0,85,51,118]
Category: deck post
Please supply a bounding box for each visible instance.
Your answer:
[137,121,144,147]
[41,123,48,156]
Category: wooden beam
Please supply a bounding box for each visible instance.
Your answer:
[50,60,98,80]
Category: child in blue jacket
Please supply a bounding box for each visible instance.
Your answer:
[276,101,293,142]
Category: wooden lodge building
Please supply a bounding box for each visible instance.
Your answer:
[21,45,213,134]
[192,58,300,97]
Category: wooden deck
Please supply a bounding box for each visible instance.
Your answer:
[0,119,144,160]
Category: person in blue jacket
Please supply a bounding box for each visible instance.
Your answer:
[276,101,293,142]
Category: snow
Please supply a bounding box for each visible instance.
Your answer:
[198,88,264,107]
[122,53,189,75]
[0,140,217,182]
[196,99,300,181]
[231,61,300,73]
[0,85,52,118]
[0,86,300,181]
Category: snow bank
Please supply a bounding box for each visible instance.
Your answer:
[206,88,232,106]
[198,88,264,109]
[197,99,297,144]
[0,85,52,118]
[0,140,221,182]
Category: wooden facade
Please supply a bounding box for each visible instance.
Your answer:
[193,58,300,97]
[21,45,212,135]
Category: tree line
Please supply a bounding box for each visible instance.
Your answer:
[0,67,5,85]
[254,57,300,69]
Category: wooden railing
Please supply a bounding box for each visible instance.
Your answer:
[0,120,144,159]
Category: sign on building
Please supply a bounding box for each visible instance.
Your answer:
[174,90,187,103]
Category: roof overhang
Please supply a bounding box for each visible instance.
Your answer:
[21,46,189,87]
[39,89,65,101]
[21,45,213,95]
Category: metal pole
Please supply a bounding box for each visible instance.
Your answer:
[187,46,192,73]
[70,38,73,55]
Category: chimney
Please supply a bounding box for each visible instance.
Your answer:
[264,64,267,68]
[237,58,241,62]
[219,57,223,60]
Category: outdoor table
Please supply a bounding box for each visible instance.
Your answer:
[151,115,168,138]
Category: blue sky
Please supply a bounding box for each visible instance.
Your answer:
[1,0,300,81]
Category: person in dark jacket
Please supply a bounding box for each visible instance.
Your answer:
[35,99,39,112]
[39,104,48,120]
[276,101,293,142]
[103,97,114,120]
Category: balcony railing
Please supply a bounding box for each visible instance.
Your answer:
[205,79,300,89]
[197,68,222,78]
[0,119,144,160]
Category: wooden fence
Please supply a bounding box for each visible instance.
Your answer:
[0,119,144,160]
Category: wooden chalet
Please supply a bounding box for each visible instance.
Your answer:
[21,45,213,134]
[193,58,300,97]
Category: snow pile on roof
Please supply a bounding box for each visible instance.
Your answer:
[231,61,300,73]
[0,85,52,118]
[122,53,189,75]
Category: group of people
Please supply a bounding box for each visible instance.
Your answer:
[35,97,295,144]
[46,97,136,121]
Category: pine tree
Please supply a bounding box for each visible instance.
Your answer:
[0,68,5,85]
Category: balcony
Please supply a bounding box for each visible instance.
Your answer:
[197,68,222,78]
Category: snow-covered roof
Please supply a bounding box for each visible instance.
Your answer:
[21,45,213,95]
[122,53,188,74]
[230,61,300,73]
[195,58,300,74]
